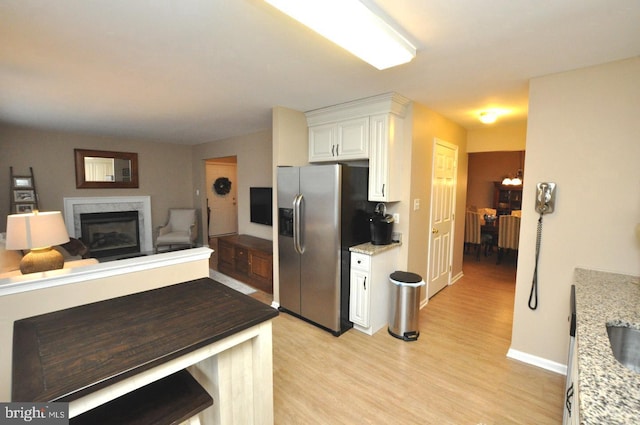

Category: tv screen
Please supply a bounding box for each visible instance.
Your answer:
[250,187,273,226]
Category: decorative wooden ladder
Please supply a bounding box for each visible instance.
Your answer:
[9,166,39,214]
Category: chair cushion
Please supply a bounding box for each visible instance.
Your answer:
[157,231,194,244]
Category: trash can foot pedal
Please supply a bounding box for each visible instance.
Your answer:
[388,328,420,342]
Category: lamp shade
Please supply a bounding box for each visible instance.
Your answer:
[6,211,70,250]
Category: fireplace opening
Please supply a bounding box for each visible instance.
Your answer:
[80,211,141,259]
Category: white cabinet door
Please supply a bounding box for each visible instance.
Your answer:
[309,117,369,162]
[349,268,370,327]
[337,117,369,160]
[309,123,337,162]
[368,114,389,200]
[368,113,402,202]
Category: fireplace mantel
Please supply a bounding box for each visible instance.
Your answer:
[63,196,153,252]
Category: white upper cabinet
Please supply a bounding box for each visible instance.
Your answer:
[306,93,410,202]
[308,117,369,162]
[368,113,403,202]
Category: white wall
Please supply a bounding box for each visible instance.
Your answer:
[510,57,640,368]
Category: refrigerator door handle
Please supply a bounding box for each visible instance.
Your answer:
[293,194,304,254]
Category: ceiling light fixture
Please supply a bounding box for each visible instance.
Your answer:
[265,0,416,70]
[479,111,498,124]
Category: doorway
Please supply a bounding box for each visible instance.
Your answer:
[206,156,238,237]
[464,150,525,267]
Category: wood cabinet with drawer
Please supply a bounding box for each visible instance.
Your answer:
[217,234,273,294]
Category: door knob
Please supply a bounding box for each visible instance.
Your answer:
[432,228,439,234]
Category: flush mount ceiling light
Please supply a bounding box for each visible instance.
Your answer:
[479,111,498,124]
[265,0,416,70]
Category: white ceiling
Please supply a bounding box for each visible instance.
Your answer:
[1,0,639,145]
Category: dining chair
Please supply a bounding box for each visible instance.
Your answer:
[497,215,521,264]
[464,211,482,260]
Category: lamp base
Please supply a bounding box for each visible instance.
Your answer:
[20,247,64,274]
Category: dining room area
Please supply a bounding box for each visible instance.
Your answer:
[464,150,525,266]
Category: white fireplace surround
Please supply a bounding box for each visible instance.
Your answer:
[63,196,153,252]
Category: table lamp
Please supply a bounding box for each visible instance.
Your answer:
[5,211,70,274]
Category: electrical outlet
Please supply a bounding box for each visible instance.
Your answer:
[393,213,400,224]
[413,199,420,210]
[392,232,402,243]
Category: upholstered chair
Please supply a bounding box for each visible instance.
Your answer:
[496,215,521,264]
[155,209,197,253]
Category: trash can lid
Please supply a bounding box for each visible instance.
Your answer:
[390,271,423,284]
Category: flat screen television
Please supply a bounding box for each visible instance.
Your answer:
[250,187,272,226]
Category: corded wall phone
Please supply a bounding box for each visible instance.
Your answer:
[530,182,557,310]
[535,182,556,214]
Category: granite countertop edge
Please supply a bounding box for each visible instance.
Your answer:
[574,267,640,424]
[349,241,401,255]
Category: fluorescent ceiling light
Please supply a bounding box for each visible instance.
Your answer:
[265,0,416,70]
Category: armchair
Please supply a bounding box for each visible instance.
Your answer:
[155,209,198,253]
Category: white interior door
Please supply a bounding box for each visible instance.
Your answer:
[428,139,458,298]
[206,162,238,236]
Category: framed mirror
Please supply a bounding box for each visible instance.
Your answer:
[74,149,139,188]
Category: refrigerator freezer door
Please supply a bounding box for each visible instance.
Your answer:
[278,167,301,315]
[299,165,342,331]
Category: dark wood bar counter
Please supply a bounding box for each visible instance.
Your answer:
[12,277,278,424]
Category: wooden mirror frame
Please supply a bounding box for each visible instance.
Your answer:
[74,149,139,189]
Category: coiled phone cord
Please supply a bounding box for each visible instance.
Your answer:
[529,213,544,310]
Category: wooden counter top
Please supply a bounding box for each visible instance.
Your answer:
[12,278,278,403]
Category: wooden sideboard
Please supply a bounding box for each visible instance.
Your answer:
[218,235,273,294]
[13,278,278,424]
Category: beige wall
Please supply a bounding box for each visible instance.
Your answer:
[407,103,468,300]
[467,122,527,152]
[510,57,640,367]
[0,125,193,234]
[192,129,273,241]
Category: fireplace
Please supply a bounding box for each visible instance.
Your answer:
[80,211,141,259]
[64,196,153,252]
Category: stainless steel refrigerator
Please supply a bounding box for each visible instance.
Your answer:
[278,164,375,335]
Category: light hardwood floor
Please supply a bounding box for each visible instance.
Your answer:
[266,256,565,424]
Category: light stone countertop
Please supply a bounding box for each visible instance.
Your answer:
[574,267,640,424]
[349,241,401,256]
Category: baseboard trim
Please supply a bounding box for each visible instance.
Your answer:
[451,271,464,285]
[507,348,567,375]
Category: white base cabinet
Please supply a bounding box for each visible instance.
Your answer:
[349,247,399,335]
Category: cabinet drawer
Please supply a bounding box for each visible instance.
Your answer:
[351,253,370,271]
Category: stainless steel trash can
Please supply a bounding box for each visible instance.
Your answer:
[388,271,425,341]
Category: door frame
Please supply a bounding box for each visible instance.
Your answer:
[426,138,458,299]
[205,157,238,237]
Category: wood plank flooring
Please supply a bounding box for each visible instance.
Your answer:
[268,257,565,424]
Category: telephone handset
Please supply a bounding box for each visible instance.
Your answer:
[530,182,557,310]
[535,182,556,214]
